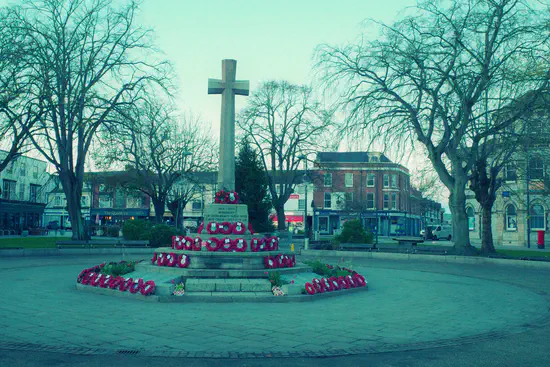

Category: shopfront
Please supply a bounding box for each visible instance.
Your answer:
[0,199,46,233]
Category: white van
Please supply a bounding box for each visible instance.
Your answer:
[432,225,453,241]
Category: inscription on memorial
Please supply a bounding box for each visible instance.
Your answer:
[204,204,249,225]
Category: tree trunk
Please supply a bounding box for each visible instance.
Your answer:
[480,204,496,254]
[152,197,165,224]
[449,177,478,255]
[276,205,286,231]
[60,173,88,240]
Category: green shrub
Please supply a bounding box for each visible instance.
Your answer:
[142,224,177,248]
[304,259,354,278]
[267,271,289,287]
[101,261,138,277]
[122,219,152,240]
[106,225,120,237]
[336,219,373,244]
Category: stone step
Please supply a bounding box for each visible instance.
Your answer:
[185,278,272,292]
[135,263,310,278]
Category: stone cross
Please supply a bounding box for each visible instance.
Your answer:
[208,59,249,192]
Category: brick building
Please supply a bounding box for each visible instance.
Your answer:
[311,152,422,236]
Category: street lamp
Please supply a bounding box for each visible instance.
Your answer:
[298,155,309,250]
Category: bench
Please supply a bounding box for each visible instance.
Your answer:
[56,239,150,248]
[339,243,376,251]
[120,240,149,248]
[392,237,424,249]
[56,240,88,248]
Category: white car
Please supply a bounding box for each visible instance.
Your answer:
[421,225,453,241]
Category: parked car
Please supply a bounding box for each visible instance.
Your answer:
[432,225,453,241]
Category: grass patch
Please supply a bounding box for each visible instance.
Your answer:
[496,249,550,259]
[0,237,65,249]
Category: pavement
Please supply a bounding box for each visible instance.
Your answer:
[1,254,550,366]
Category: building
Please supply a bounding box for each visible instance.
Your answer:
[410,187,445,232]
[0,151,50,233]
[43,178,92,228]
[311,152,422,236]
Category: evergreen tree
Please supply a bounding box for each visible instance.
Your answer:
[235,140,275,233]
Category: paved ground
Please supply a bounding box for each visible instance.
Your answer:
[1,254,550,366]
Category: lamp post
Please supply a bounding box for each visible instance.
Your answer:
[298,155,309,249]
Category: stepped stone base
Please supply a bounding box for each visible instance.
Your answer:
[135,263,309,278]
[185,278,272,293]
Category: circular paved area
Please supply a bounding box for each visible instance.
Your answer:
[0,255,548,359]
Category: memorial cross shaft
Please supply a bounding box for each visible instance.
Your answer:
[208,59,249,191]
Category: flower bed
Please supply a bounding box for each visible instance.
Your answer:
[303,263,367,295]
[76,261,156,296]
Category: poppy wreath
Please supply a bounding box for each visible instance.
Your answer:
[109,276,124,290]
[77,268,91,283]
[197,222,204,234]
[129,278,144,294]
[275,254,285,268]
[250,238,261,252]
[220,237,234,252]
[99,275,112,288]
[165,253,177,267]
[141,280,156,296]
[264,256,277,269]
[157,253,166,266]
[231,221,246,235]
[177,254,190,268]
[305,282,316,295]
[338,276,350,289]
[225,191,239,204]
[324,278,334,292]
[312,278,325,293]
[214,189,227,203]
[90,273,103,287]
[267,237,278,251]
[151,252,157,264]
[353,274,367,287]
[233,238,247,252]
[206,238,220,252]
[172,235,182,249]
[345,275,356,288]
[206,222,220,234]
[192,237,202,251]
[81,271,96,285]
[119,277,133,292]
[258,238,267,251]
[219,221,233,235]
[183,236,194,250]
[329,276,340,290]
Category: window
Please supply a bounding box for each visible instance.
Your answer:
[324,192,332,208]
[467,207,475,231]
[32,166,39,179]
[505,205,517,231]
[345,173,353,187]
[366,192,375,209]
[383,193,389,209]
[55,195,62,206]
[529,158,544,180]
[192,201,203,211]
[20,162,26,176]
[2,180,16,200]
[19,183,25,201]
[367,173,375,187]
[530,204,545,230]
[345,192,353,207]
[30,184,40,203]
[324,173,332,187]
[370,156,379,163]
[391,175,397,188]
[81,195,89,207]
[6,162,13,174]
[298,199,305,210]
[99,195,113,208]
[391,193,397,210]
[383,174,389,188]
[319,216,329,233]
[505,165,517,181]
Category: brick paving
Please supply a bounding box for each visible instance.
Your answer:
[0,255,548,358]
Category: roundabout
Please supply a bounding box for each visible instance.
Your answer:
[0,254,548,360]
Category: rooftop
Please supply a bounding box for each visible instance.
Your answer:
[316,152,392,163]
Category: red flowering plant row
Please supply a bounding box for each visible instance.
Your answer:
[76,262,156,296]
[214,190,239,204]
[152,252,190,268]
[264,254,296,269]
[200,221,250,235]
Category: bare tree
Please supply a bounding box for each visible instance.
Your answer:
[237,80,332,231]
[98,100,216,225]
[0,9,43,172]
[2,0,171,239]
[317,0,550,254]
